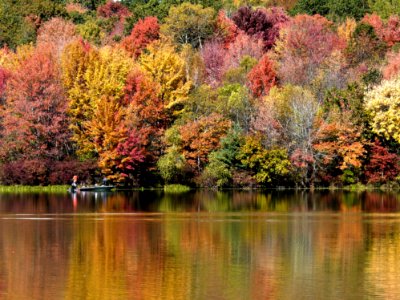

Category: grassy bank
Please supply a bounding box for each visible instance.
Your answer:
[0,183,397,194]
[164,184,191,193]
[0,185,69,193]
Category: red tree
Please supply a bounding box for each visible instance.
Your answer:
[124,69,167,168]
[0,46,74,184]
[179,113,231,173]
[97,1,130,19]
[214,10,239,48]
[362,14,400,47]
[224,32,264,71]
[121,17,160,58]
[232,6,274,50]
[247,54,277,98]
[364,140,399,184]
[0,67,9,104]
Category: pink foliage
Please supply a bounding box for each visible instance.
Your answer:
[201,40,227,86]
[362,14,400,47]
[116,129,145,173]
[383,51,400,79]
[383,16,400,47]
[1,46,70,162]
[362,14,384,37]
[290,148,314,168]
[37,18,77,55]
[66,3,87,14]
[251,104,282,146]
[224,32,264,70]
[276,14,345,85]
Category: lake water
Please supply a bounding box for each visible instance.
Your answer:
[0,190,399,299]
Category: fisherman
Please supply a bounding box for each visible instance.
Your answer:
[71,175,78,192]
[102,176,108,186]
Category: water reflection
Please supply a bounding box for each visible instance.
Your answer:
[0,191,399,299]
[0,190,399,214]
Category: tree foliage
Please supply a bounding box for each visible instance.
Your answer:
[62,40,133,158]
[0,0,399,186]
[179,113,231,173]
[272,14,345,86]
[365,77,400,144]
[232,6,274,49]
[364,140,399,183]
[0,46,72,184]
[238,135,291,185]
[367,0,400,19]
[345,22,387,67]
[37,18,77,55]
[313,119,366,184]
[139,40,192,117]
[121,16,160,58]
[124,69,167,168]
[291,0,369,21]
[161,3,216,48]
[247,54,277,98]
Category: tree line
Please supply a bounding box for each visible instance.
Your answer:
[0,0,399,187]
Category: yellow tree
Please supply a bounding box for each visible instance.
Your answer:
[61,39,100,156]
[84,95,144,183]
[139,40,192,117]
[61,40,133,157]
[0,44,34,71]
[365,77,400,143]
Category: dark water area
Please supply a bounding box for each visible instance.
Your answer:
[0,190,399,299]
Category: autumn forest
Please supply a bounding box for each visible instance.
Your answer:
[0,0,399,187]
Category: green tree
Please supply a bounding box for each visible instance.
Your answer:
[0,0,67,48]
[238,136,291,186]
[217,83,254,131]
[368,0,400,19]
[161,3,216,48]
[200,127,244,188]
[72,0,106,10]
[291,0,369,20]
[122,0,222,25]
[0,2,35,48]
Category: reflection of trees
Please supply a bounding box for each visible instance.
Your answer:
[0,193,74,214]
[65,216,129,299]
[0,219,71,299]
[363,192,400,212]
[1,191,400,299]
[365,222,400,298]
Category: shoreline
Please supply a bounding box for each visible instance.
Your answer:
[0,183,398,193]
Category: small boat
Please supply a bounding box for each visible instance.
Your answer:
[69,185,115,192]
[78,185,115,192]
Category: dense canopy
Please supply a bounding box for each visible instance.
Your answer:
[0,0,398,187]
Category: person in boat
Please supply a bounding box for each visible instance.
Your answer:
[71,175,78,192]
[102,176,108,186]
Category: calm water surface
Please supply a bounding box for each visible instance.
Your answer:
[0,190,400,300]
